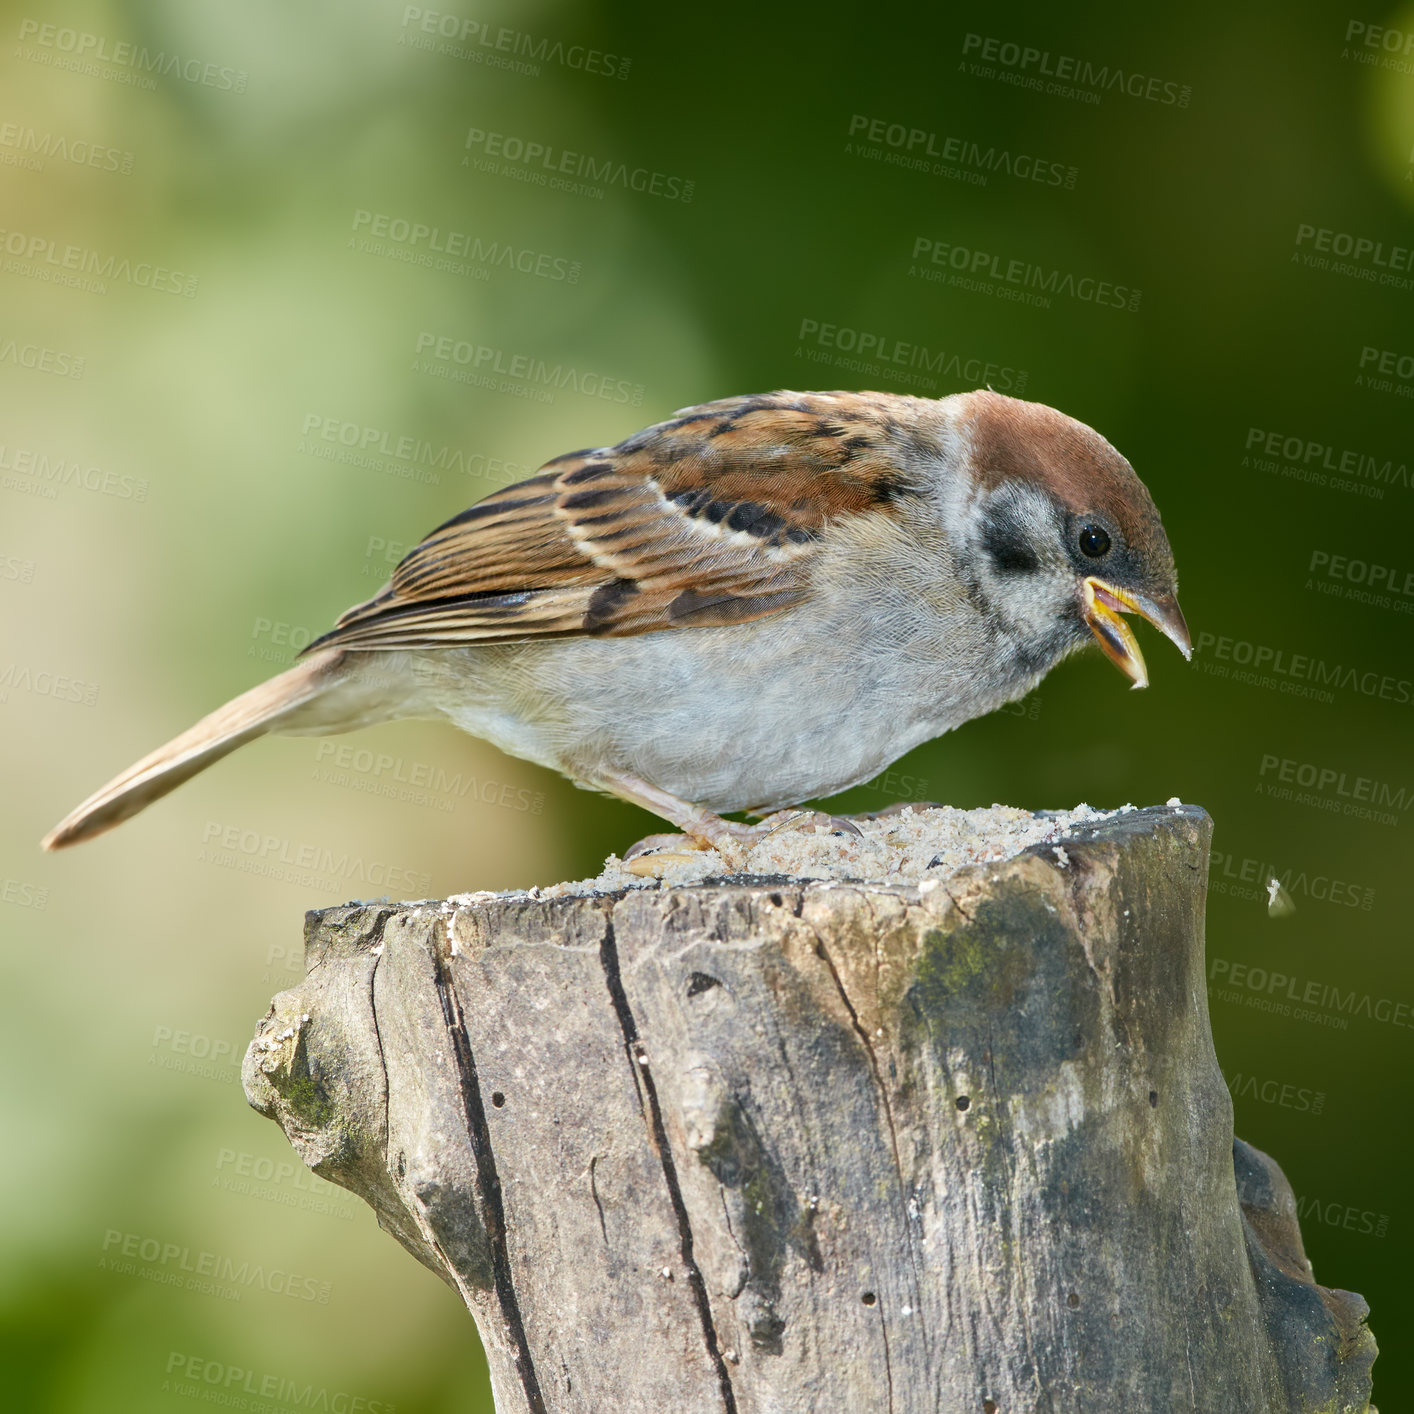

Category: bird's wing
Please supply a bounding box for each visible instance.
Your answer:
[307,391,917,651]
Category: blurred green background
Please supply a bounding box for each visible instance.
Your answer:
[3,0,1412,1407]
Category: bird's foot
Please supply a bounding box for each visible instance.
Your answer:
[696,833,751,871]
[624,804,937,876]
[623,825,748,874]
[604,772,935,877]
[623,831,708,862]
[599,769,758,872]
[750,809,866,842]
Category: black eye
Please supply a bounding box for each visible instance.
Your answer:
[1078,524,1111,558]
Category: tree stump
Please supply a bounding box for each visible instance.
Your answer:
[243,804,1378,1413]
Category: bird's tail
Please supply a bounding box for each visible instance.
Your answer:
[42,647,357,850]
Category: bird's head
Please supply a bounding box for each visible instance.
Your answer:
[948,390,1190,688]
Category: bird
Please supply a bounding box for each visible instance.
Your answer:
[42,388,1191,860]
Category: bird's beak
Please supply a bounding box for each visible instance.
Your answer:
[1081,577,1192,690]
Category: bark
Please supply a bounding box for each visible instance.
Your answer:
[243,804,1377,1413]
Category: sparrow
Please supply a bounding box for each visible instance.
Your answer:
[42,389,1191,859]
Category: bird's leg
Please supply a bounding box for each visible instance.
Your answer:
[595,769,754,869]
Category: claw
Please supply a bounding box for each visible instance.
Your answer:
[697,833,749,872]
[624,832,711,862]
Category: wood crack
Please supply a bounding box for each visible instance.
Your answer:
[719,1186,749,1299]
[598,910,739,1414]
[878,1301,896,1414]
[362,912,393,1181]
[942,886,973,922]
[589,1155,609,1247]
[430,920,549,1414]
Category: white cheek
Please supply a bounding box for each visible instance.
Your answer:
[998,564,1075,636]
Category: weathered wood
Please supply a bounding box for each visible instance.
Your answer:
[243,805,1378,1412]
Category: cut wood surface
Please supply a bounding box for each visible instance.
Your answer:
[244,804,1377,1413]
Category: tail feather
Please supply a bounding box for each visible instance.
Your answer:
[42,648,350,850]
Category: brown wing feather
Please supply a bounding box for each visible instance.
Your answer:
[307,391,920,653]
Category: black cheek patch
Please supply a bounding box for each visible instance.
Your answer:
[981,515,1040,574]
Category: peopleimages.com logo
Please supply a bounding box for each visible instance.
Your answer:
[197,822,432,898]
[1254,752,1405,828]
[100,1229,331,1303]
[15,18,248,92]
[400,5,630,80]
[162,1351,394,1412]
[1191,629,1411,707]
[1209,957,1414,1033]
[958,33,1192,107]
[463,125,692,202]
[844,112,1079,189]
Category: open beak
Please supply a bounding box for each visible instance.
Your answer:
[1082,577,1192,690]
